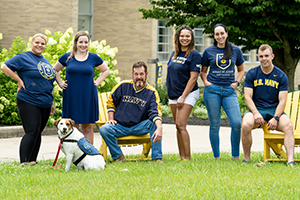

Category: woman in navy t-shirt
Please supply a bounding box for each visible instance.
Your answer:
[166,26,201,160]
[54,31,109,144]
[200,24,244,160]
[1,33,56,166]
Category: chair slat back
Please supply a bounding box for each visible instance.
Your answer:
[292,91,300,132]
[284,92,293,116]
[290,91,300,130]
[98,92,110,124]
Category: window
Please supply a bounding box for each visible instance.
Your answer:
[256,50,260,62]
[242,46,251,62]
[157,20,172,62]
[78,0,93,39]
[194,26,205,54]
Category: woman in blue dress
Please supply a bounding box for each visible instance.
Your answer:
[200,24,244,160]
[54,31,109,144]
[1,33,56,166]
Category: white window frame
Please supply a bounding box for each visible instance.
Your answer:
[242,46,252,63]
[157,20,172,63]
[78,0,94,39]
[194,26,205,54]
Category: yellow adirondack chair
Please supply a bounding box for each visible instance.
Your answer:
[95,92,151,161]
[263,91,300,162]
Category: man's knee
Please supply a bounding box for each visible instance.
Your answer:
[99,124,111,136]
[284,122,294,137]
[241,120,254,136]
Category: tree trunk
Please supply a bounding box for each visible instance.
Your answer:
[273,48,298,92]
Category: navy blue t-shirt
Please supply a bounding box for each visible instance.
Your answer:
[244,65,288,108]
[201,45,244,86]
[166,50,201,99]
[5,51,55,108]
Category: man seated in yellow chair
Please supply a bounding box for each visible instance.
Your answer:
[241,44,295,166]
[99,61,163,163]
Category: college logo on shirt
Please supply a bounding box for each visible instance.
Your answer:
[216,54,231,70]
[173,56,187,64]
[37,61,55,80]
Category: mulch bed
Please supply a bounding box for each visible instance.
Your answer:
[162,115,231,127]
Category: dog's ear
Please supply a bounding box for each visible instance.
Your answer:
[70,119,75,126]
[54,118,61,127]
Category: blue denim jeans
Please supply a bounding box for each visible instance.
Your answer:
[99,119,162,160]
[203,84,241,158]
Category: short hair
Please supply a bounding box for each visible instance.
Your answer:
[258,44,273,54]
[32,33,47,45]
[132,61,147,73]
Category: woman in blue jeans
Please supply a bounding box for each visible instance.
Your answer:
[200,24,245,160]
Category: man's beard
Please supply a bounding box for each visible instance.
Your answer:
[135,79,145,88]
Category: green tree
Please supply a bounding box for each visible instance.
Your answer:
[139,0,300,91]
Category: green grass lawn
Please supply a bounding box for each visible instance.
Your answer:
[0,152,299,199]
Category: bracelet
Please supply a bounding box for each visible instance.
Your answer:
[235,81,240,86]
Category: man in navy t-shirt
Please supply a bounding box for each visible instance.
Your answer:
[241,44,294,166]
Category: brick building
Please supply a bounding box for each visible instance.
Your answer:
[0,0,300,88]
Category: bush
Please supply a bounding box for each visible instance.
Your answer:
[0,33,2,52]
[236,77,248,116]
[0,28,120,126]
[155,84,168,106]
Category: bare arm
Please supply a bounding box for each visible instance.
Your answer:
[200,66,211,86]
[244,87,264,126]
[267,90,288,130]
[53,61,67,89]
[177,71,199,108]
[231,63,244,89]
[1,64,25,92]
[94,62,109,86]
[106,111,117,125]
[152,119,162,143]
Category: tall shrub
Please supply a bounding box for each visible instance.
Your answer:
[0,28,120,125]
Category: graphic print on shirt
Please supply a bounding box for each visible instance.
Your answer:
[37,61,55,80]
[254,78,279,89]
[122,95,147,107]
[172,56,187,64]
[216,54,231,70]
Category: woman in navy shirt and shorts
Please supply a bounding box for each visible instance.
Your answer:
[166,26,202,160]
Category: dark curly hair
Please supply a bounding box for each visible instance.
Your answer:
[173,25,195,59]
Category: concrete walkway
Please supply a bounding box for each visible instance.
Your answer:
[0,124,268,163]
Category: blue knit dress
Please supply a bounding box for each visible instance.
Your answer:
[58,52,103,124]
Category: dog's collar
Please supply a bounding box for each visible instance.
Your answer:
[59,128,74,140]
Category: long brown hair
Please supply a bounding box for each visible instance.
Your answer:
[67,31,90,61]
[213,23,233,60]
[173,25,195,59]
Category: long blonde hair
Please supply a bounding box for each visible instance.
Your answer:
[173,25,195,59]
[67,31,90,61]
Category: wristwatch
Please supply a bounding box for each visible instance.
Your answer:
[273,116,279,121]
[235,81,240,86]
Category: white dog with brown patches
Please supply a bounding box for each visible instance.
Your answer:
[54,118,106,171]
